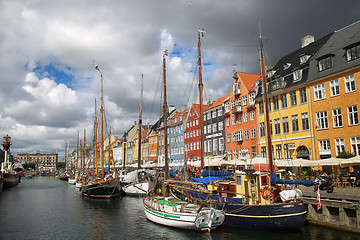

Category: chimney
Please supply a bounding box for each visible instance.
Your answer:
[301,35,314,48]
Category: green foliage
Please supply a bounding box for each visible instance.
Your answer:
[22,162,36,169]
[301,168,311,177]
[56,162,65,169]
[337,151,355,159]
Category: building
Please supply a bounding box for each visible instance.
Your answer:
[203,94,228,164]
[169,107,188,166]
[18,152,58,169]
[225,72,260,162]
[256,33,332,161]
[308,21,360,160]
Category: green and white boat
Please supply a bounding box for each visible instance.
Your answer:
[143,194,225,232]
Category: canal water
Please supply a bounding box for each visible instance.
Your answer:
[1,177,359,240]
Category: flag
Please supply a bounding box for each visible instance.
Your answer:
[317,186,321,211]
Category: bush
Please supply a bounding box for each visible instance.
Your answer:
[22,162,36,169]
[56,162,65,169]
[337,151,355,159]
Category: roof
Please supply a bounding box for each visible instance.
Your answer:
[206,93,230,110]
[308,20,360,81]
[237,72,261,91]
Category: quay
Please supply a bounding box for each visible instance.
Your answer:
[298,185,360,233]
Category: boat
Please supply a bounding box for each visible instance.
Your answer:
[80,64,122,199]
[167,30,314,232]
[143,193,224,231]
[143,49,225,232]
[1,135,20,188]
[122,74,156,196]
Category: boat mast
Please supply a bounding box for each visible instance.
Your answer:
[198,29,205,170]
[259,37,274,174]
[123,132,126,169]
[138,73,143,169]
[83,128,86,176]
[76,132,79,175]
[94,98,98,175]
[163,50,169,180]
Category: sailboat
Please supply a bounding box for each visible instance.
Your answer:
[143,49,225,232]
[68,132,79,185]
[123,74,156,196]
[1,134,20,188]
[168,30,314,232]
[59,141,69,181]
[80,64,122,199]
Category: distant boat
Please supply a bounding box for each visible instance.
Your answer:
[1,135,20,188]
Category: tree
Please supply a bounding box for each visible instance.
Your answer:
[22,162,36,169]
[56,162,65,169]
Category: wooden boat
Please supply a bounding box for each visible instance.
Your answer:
[80,64,122,199]
[168,33,311,232]
[143,194,224,231]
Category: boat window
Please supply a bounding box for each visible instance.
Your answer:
[236,176,241,185]
[261,176,268,186]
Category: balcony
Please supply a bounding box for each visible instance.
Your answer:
[232,105,242,113]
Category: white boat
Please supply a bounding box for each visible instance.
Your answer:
[68,178,76,185]
[76,181,83,188]
[122,169,156,196]
[143,195,224,231]
[123,181,149,196]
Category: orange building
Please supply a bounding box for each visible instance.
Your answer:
[224,72,260,161]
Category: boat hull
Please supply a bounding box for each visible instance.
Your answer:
[81,181,122,199]
[68,178,76,185]
[3,172,20,188]
[143,195,224,231]
[171,186,307,232]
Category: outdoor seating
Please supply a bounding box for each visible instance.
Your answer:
[341,177,350,187]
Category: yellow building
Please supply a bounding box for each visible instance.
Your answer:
[256,34,333,161]
[308,22,360,160]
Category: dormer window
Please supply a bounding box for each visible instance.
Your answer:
[293,69,302,82]
[233,82,240,95]
[283,63,291,70]
[345,42,360,62]
[317,55,334,72]
[300,55,310,64]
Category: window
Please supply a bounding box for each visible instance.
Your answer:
[273,95,279,111]
[319,140,331,152]
[250,110,255,121]
[284,144,291,159]
[218,121,223,131]
[237,114,242,124]
[212,111,216,118]
[293,69,302,82]
[351,136,360,156]
[226,118,230,127]
[261,147,267,158]
[318,55,333,72]
[274,118,281,135]
[207,125,211,134]
[225,101,230,112]
[227,133,231,143]
[236,98,241,109]
[260,122,265,137]
[243,112,248,122]
[282,117,289,133]
[345,74,356,93]
[300,55,309,64]
[292,115,299,132]
[228,150,232,160]
[269,120,273,136]
[242,96,248,106]
[232,115,236,125]
[335,138,345,156]
[301,112,309,131]
[259,101,264,114]
[219,138,224,152]
[245,130,249,140]
[276,145,282,160]
[233,130,243,141]
[233,149,238,160]
[316,111,329,129]
[212,123,217,132]
[290,90,297,107]
[249,92,255,105]
[203,126,206,135]
[251,128,256,139]
[314,83,326,100]
[345,44,360,61]
[281,93,287,109]
[348,105,359,126]
[268,98,272,112]
[218,108,223,116]
[332,108,343,128]
[208,140,212,153]
[231,100,235,109]
[330,79,340,97]
[299,87,307,104]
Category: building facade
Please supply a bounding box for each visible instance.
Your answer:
[18,152,58,169]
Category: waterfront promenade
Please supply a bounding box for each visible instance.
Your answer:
[298,185,360,202]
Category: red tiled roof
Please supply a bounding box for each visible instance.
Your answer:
[208,93,230,109]
[237,72,260,91]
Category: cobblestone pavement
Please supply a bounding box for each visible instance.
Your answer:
[297,185,360,201]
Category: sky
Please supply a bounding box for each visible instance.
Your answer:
[0,0,359,161]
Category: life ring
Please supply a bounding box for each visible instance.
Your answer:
[261,185,270,199]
